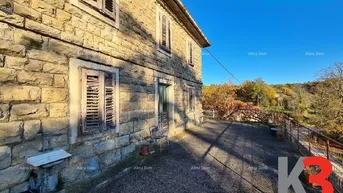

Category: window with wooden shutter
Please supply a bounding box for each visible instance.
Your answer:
[81,69,116,135]
[81,0,102,9]
[104,73,116,130]
[103,0,116,18]
[81,69,102,134]
[79,0,117,21]
[188,40,194,66]
[187,87,195,112]
[158,11,172,55]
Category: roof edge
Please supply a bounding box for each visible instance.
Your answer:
[162,0,211,48]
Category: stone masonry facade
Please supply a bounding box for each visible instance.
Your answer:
[0,0,208,192]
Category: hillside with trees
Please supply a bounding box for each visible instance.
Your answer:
[203,63,343,141]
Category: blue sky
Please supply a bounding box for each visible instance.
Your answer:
[181,0,343,85]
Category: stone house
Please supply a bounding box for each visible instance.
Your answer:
[0,0,210,192]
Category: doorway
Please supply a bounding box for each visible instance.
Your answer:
[158,84,169,131]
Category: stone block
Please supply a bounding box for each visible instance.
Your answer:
[4,56,28,69]
[24,120,41,140]
[27,50,67,65]
[0,86,41,102]
[25,60,44,72]
[43,63,68,74]
[42,0,64,9]
[130,130,150,143]
[0,123,23,145]
[0,165,30,190]
[121,144,135,159]
[14,29,43,49]
[61,164,84,183]
[0,104,9,122]
[119,122,134,136]
[0,146,11,170]
[0,189,9,193]
[12,138,43,164]
[117,135,130,147]
[42,14,64,30]
[0,68,16,82]
[17,71,54,86]
[56,9,72,21]
[0,121,23,138]
[99,150,121,168]
[64,3,83,18]
[93,139,116,154]
[42,118,68,135]
[61,32,83,46]
[11,104,48,121]
[0,10,24,27]
[0,40,25,57]
[48,39,80,57]
[13,3,42,22]
[48,134,68,149]
[9,181,29,193]
[84,157,99,175]
[71,16,87,29]
[50,103,67,117]
[0,23,13,41]
[31,0,56,16]
[42,88,68,102]
[53,75,67,88]
[71,145,95,159]
[26,19,61,38]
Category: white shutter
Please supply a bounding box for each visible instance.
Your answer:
[104,73,116,130]
[81,69,102,134]
[81,0,102,9]
[103,0,116,18]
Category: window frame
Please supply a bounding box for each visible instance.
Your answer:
[186,86,196,113]
[69,59,120,144]
[156,9,173,57]
[70,0,120,29]
[187,38,194,67]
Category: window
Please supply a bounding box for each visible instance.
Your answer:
[81,0,117,19]
[81,69,116,134]
[69,59,119,144]
[187,87,196,112]
[71,0,119,28]
[157,11,172,55]
[187,39,194,66]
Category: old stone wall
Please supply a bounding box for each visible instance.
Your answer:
[225,110,273,123]
[0,0,204,192]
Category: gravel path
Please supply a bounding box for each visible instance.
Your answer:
[86,120,319,193]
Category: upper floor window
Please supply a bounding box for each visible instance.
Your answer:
[81,0,117,19]
[187,39,194,66]
[71,0,119,28]
[157,11,172,55]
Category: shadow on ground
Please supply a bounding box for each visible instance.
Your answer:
[69,120,321,193]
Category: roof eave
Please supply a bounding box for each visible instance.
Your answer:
[163,0,211,48]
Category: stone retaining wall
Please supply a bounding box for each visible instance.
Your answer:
[225,110,273,123]
[0,0,204,192]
